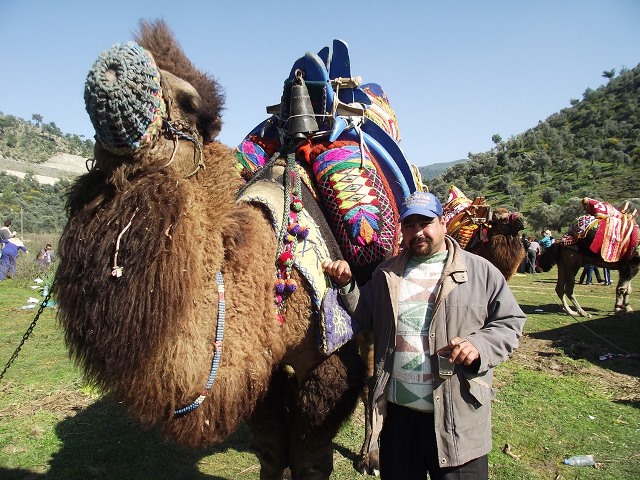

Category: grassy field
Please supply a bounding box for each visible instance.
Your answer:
[0,254,639,479]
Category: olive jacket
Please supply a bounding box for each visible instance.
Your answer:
[340,236,526,467]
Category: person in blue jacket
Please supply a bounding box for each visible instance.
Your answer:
[0,237,28,280]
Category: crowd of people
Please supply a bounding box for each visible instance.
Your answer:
[519,229,554,274]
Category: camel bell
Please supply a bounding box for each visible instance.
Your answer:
[287,70,318,138]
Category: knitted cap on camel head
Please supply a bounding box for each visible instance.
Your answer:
[84,41,166,154]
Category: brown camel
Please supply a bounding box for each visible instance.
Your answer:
[538,200,640,317]
[54,20,373,480]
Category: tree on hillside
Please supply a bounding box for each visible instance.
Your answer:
[532,152,552,176]
[524,171,541,192]
[527,203,565,232]
[602,69,616,81]
[31,114,43,127]
[541,187,559,205]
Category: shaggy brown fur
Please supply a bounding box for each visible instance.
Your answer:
[538,242,640,317]
[471,209,526,281]
[55,21,364,479]
[135,19,224,143]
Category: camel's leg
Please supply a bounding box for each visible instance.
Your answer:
[614,281,634,315]
[248,367,292,480]
[563,294,591,318]
[288,340,366,480]
[557,261,591,317]
[354,331,380,476]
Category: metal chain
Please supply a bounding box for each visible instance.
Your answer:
[0,292,51,382]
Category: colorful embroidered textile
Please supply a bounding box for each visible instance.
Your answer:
[559,215,598,245]
[362,83,401,142]
[320,287,360,355]
[442,185,492,250]
[238,170,355,354]
[309,141,397,266]
[560,199,639,262]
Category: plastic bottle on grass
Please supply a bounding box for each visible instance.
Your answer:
[563,455,595,467]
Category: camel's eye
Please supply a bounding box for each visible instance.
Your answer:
[176,92,200,116]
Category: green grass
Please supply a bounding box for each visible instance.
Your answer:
[1,269,639,479]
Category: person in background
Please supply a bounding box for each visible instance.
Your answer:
[0,237,28,281]
[0,220,16,246]
[579,264,603,285]
[36,243,55,270]
[602,267,612,286]
[539,229,553,251]
[526,236,540,274]
[323,191,526,480]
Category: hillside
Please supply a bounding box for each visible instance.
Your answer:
[418,158,466,181]
[425,64,640,233]
[0,114,93,232]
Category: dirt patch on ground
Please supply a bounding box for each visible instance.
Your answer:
[0,387,94,419]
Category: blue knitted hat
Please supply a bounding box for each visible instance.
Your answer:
[84,41,166,154]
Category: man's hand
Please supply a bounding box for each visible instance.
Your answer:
[440,337,480,366]
[321,259,353,288]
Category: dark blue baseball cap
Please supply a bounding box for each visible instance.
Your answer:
[399,192,443,222]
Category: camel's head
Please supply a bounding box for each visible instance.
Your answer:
[490,208,525,237]
[84,20,225,178]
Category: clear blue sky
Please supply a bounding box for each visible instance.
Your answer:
[1,0,638,166]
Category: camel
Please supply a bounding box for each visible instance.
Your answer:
[54,20,419,480]
[538,198,640,317]
[442,185,526,280]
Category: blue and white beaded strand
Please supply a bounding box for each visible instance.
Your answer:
[174,271,225,415]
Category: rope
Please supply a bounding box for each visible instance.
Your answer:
[175,271,226,415]
[111,208,138,278]
[162,119,205,178]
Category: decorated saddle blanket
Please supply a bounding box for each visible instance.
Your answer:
[237,165,360,355]
[442,185,492,250]
[559,197,639,262]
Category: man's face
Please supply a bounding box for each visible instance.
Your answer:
[400,214,447,257]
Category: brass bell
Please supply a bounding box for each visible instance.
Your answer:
[287,70,318,138]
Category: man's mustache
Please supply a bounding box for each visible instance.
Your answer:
[410,236,430,246]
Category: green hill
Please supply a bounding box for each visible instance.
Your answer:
[423,64,640,235]
[0,113,94,232]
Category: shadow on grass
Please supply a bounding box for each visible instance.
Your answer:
[1,396,254,480]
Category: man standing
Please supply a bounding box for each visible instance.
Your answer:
[323,191,525,480]
[526,236,541,274]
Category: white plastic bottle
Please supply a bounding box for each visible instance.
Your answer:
[563,455,595,467]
